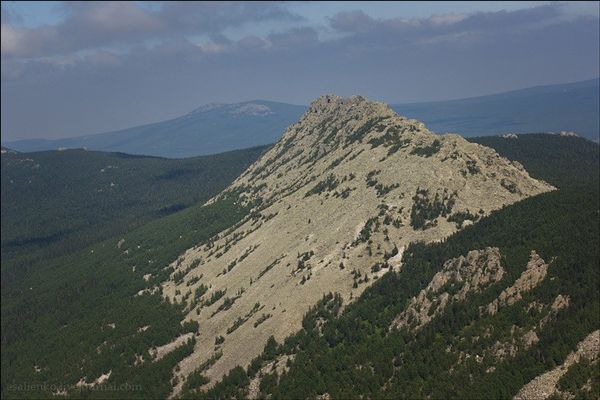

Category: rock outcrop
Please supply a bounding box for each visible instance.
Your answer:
[392,247,504,331]
[483,251,550,316]
[514,330,600,400]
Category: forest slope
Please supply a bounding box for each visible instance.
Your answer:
[1,146,267,283]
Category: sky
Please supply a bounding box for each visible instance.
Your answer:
[1,1,599,141]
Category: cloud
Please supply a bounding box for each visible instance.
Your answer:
[267,27,319,49]
[329,10,376,33]
[236,35,268,51]
[3,3,597,80]
[1,3,598,141]
[159,1,298,34]
[1,1,299,58]
[2,2,159,58]
[327,3,590,47]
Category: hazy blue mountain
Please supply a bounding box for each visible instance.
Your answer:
[392,78,599,141]
[5,101,305,158]
[5,79,598,157]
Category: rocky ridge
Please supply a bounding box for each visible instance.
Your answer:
[514,330,599,400]
[389,247,575,377]
[482,250,550,316]
[392,247,504,331]
[157,95,554,393]
[486,292,571,363]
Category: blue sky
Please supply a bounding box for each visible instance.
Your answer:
[1,1,599,141]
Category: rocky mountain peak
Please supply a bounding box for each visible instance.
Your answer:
[307,94,395,119]
[159,94,555,394]
[297,95,408,144]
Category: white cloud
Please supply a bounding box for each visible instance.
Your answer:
[1,1,299,59]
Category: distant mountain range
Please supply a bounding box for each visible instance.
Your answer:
[4,101,305,158]
[4,78,598,157]
[396,78,599,140]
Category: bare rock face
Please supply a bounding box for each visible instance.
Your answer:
[483,251,550,316]
[514,330,600,400]
[551,294,570,312]
[392,247,504,332]
[158,95,554,393]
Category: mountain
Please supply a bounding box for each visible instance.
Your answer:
[392,78,600,141]
[4,79,598,158]
[178,134,599,400]
[154,95,553,395]
[4,101,305,158]
[2,94,596,398]
[1,146,267,277]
